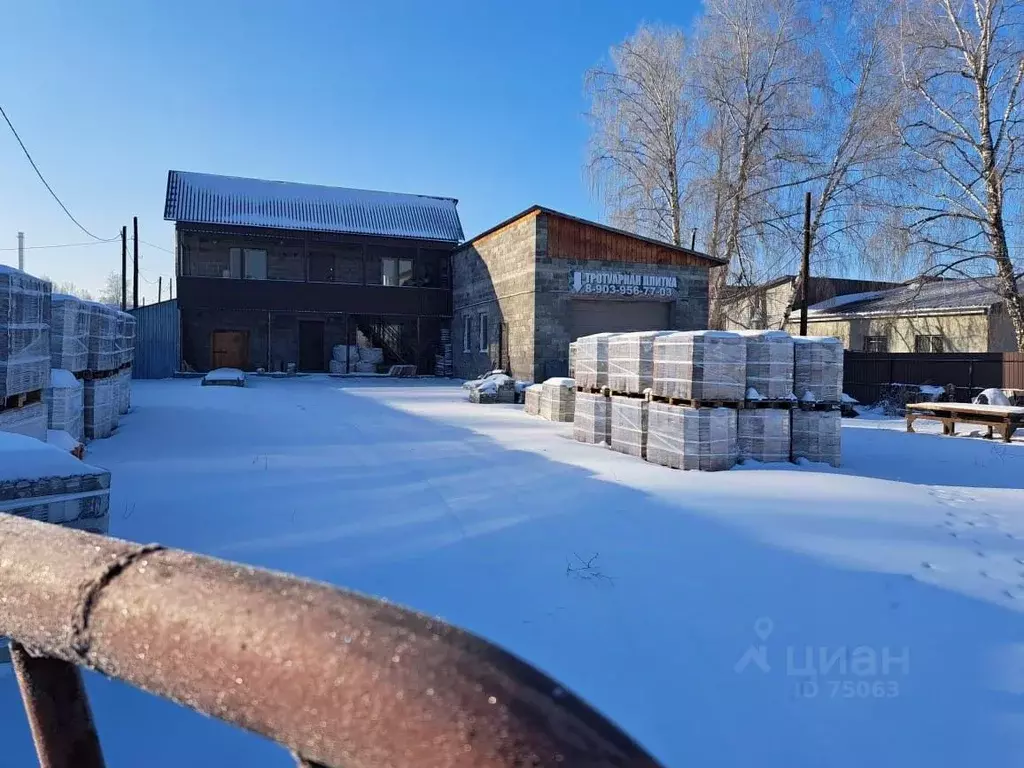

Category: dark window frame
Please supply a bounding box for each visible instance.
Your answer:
[914,335,944,353]
[863,335,889,353]
[478,312,488,353]
[463,315,472,353]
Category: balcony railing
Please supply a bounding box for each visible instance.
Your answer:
[0,515,660,768]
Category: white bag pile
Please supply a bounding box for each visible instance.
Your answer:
[540,377,575,422]
[84,301,119,372]
[735,330,794,400]
[50,294,88,373]
[738,409,791,463]
[0,400,47,442]
[608,331,670,394]
[793,336,843,403]
[574,333,616,390]
[573,391,610,444]
[0,266,50,403]
[48,368,84,442]
[524,384,543,416]
[647,403,738,471]
[359,347,384,365]
[610,397,648,458]
[791,409,841,467]
[84,377,117,439]
[652,331,746,401]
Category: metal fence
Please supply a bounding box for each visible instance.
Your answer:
[844,352,1024,404]
[130,300,180,379]
[0,515,660,768]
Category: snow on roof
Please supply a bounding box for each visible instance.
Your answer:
[806,289,898,313]
[164,170,464,243]
[807,277,1021,317]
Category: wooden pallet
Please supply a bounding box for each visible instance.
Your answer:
[81,368,120,381]
[607,389,647,400]
[648,394,743,409]
[742,399,798,410]
[0,388,43,413]
[576,386,609,396]
[796,401,842,412]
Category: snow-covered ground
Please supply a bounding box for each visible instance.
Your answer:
[3,377,1024,766]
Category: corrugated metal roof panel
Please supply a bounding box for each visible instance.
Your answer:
[164,171,464,243]
[809,277,1020,316]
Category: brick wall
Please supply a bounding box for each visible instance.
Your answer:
[452,214,537,380]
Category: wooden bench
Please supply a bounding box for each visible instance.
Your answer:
[905,402,1024,442]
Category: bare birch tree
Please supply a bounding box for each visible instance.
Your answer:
[896,0,1024,349]
[585,26,695,245]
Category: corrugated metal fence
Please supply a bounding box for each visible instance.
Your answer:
[844,352,1024,404]
[130,299,180,379]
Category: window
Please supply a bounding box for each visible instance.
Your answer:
[478,312,488,352]
[463,315,472,353]
[381,257,415,287]
[863,335,889,353]
[308,252,335,282]
[228,248,267,279]
[914,335,944,353]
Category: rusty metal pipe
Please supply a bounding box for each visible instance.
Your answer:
[10,641,106,768]
[0,515,661,768]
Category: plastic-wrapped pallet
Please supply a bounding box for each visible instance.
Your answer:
[573,391,610,444]
[734,330,794,400]
[85,301,119,372]
[331,344,361,364]
[568,342,578,379]
[652,331,746,401]
[540,377,575,422]
[125,312,136,366]
[84,376,117,439]
[647,403,737,471]
[791,409,841,467]
[0,400,47,442]
[48,369,84,442]
[793,336,843,403]
[573,333,616,390]
[738,409,791,463]
[114,311,128,367]
[608,331,671,394]
[0,266,51,402]
[329,359,348,374]
[117,367,132,415]
[359,347,384,364]
[610,396,648,458]
[524,384,543,416]
[0,431,110,533]
[50,294,89,373]
[354,361,377,373]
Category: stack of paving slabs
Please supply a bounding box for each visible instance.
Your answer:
[49,294,88,373]
[573,333,617,390]
[0,400,47,442]
[791,409,841,467]
[0,431,110,534]
[737,409,791,463]
[85,301,119,373]
[610,396,648,458]
[540,377,575,422]
[122,311,136,367]
[735,330,794,400]
[608,331,671,394]
[48,368,84,442]
[647,403,738,471]
[568,342,578,379]
[524,384,543,416]
[793,336,843,403]
[0,266,50,402]
[117,367,132,415]
[573,391,611,445]
[84,376,117,439]
[652,331,746,401]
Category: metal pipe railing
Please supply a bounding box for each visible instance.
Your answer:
[0,515,661,767]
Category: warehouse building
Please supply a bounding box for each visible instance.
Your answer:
[452,206,723,381]
[165,170,463,373]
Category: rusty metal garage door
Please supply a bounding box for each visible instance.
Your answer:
[569,299,671,341]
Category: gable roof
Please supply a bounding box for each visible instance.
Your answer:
[807,277,1014,318]
[163,170,464,243]
[456,205,725,266]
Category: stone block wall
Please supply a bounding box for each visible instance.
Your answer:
[452,215,537,380]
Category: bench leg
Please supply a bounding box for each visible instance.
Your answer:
[949,421,956,436]
[906,414,916,433]
[1003,425,1015,443]
[985,425,994,439]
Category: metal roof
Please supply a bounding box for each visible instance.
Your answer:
[164,171,464,243]
[808,277,1018,317]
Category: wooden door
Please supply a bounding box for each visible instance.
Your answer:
[299,321,325,371]
[211,331,249,370]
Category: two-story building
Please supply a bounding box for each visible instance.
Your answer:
[165,170,463,373]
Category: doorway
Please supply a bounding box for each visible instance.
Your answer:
[210,330,249,370]
[299,321,325,371]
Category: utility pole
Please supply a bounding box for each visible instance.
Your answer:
[169,279,174,300]
[120,227,128,311]
[799,191,811,337]
[158,276,162,302]
[16,232,24,271]
[132,216,139,310]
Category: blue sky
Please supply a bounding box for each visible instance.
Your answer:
[0,0,702,301]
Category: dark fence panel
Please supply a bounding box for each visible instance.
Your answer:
[843,352,1017,404]
[131,300,180,379]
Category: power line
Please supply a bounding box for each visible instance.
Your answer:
[0,104,112,242]
[136,238,173,254]
[0,237,119,252]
